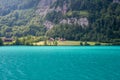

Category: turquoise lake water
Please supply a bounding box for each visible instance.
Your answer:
[0,46,120,80]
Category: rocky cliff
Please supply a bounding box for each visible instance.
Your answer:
[36,0,89,29]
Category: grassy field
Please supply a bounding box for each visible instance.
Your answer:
[66,11,89,17]
[1,36,117,46]
[3,42,15,45]
[33,41,108,46]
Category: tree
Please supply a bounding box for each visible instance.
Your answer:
[14,38,22,45]
[0,38,3,46]
[84,41,90,46]
[95,42,101,46]
[54,40,58,46]
[44,40,47,46]
[80,42,83,46]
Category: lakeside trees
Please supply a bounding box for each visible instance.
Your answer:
[0,38,3,46]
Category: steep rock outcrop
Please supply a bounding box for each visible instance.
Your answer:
[36,0,89,29]
[60,17,89,27]
[36,0,56,17]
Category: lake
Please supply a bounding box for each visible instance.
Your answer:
[0,46,120,80]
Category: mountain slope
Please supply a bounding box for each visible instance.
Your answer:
[0,0,120,43]
[0,0,45,37]
[45,0,120,42]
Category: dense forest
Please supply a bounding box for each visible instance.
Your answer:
[0,0,45,37]
[47,0,120,43]
[0,0,120,44]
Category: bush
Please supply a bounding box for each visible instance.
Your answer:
[80,42,83,46]
[95,42,101,46]
[84,41,90,46]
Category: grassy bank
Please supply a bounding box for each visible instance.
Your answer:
[33,41,108,46]
[1,36,117,46]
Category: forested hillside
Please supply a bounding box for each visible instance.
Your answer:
[0,0,120,43]
[0,0,46,37]
[46,0,120,43]
[0,0,39,16]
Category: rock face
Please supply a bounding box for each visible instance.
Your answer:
[36,0,56,17]
[43,20,54,29]
[36,0,89,29]
[36,0,68,17]
[44,17,89,29]
[36,0,56,29]
[60,17,89,27]
[55,3,68,15]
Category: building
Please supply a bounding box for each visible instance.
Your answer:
[2,37,13,42]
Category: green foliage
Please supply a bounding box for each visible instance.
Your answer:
[0,0,39,16]
[0,13,46,37]
[84,41,90,46]
[0,0,119,44]
[95,42,101,46]
[44,40,47,46]
[0,9,34,26]
[26,25,46,36]
[0,0,45,37]
[66,11,89,18]
[47,0,120,43]
[54,40,58,46]
[14,38,22,45]
[46,24,84,40]
[80,42,83,46]
[14,37,34,45]
[0,38,3,46]
[46,11,63,24]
